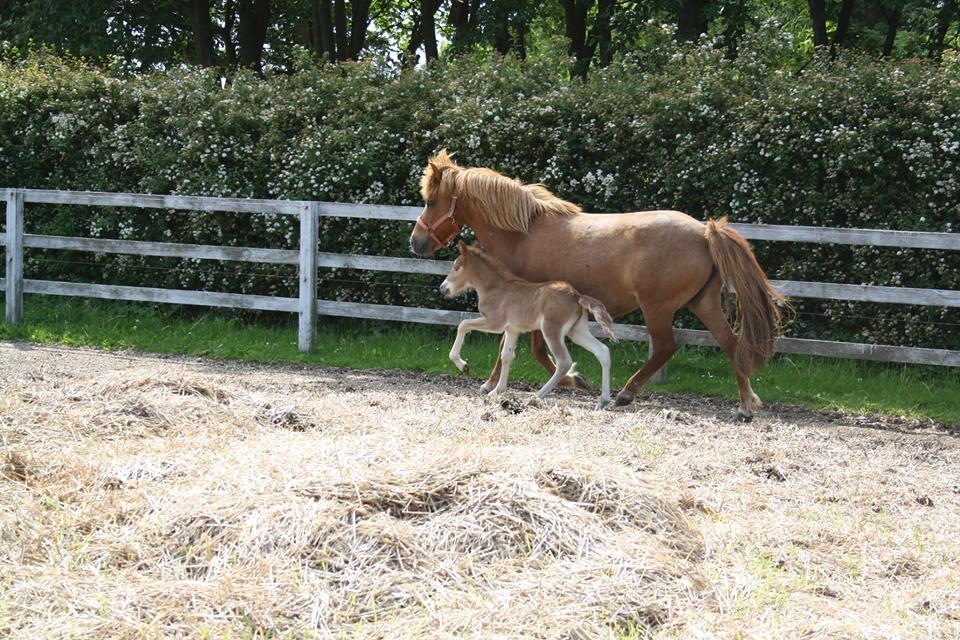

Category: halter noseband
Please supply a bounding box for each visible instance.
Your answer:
[415,195,460,250]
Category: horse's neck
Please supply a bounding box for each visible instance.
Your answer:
[469,220,527,267]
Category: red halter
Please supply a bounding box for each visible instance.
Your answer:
[415,196,460,250]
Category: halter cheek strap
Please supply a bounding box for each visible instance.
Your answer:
[415,195,460,249]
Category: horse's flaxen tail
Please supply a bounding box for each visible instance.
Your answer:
[578,295,618,342]
[705,217,791,375]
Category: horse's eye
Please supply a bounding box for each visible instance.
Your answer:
[427,199,436,207]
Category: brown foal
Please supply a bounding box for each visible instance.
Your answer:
[441,242,617,410]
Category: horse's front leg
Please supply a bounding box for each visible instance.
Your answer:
[450,318,497,374]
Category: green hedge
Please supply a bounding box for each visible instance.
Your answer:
[1,25,959,349]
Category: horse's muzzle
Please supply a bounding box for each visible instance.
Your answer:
[439,280,451,297]
[410,232,434,257]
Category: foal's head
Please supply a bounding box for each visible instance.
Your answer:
[439,241,476,298]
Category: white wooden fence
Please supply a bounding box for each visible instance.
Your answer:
[2,187,959,369]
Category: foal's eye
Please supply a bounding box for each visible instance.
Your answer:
[427,199,436,207]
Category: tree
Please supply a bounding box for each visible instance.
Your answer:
[880,1,903,57]
[677,0,709,41]
[929,0,957,60]
[238,0,271,70]
[188,0,218,66]
[808,0,829,48]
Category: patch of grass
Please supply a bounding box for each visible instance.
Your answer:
[2,295,958,423]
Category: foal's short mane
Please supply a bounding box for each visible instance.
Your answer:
[463,243,520,282]
[423,150,581,234]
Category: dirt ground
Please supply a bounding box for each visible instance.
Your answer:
[2,341,959,639]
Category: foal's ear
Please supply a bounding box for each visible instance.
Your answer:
[457,240,467,252]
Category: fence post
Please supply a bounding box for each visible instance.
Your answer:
[5,189,24,324]
[649,336,667,384]
[297,202,319,353]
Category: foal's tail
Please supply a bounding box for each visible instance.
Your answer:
[705,217,791,375]
[578,296,618,342]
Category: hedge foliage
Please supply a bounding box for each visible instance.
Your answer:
[1,25,959,348]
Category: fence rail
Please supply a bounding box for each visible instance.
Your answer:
[3,188,959,369]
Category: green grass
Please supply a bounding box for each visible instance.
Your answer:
[2,295,958,424]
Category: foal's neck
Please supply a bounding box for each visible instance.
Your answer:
[468,253,518,299]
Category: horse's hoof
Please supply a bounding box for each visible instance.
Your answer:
[461,362,470,375]
[735,411,753,423]
[595,399,611,411]
[613,392,634,408]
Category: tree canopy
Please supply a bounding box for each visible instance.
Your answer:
[1,0,958,75]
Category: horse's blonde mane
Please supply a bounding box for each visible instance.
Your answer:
[422,150,581,233]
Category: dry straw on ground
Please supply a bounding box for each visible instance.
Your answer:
[1,344,959,639]
[1,362,705,638]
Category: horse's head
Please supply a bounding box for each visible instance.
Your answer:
[439,241,476,298]
[411,149,461,256]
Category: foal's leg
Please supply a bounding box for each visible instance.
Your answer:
[567,318,612,410]
[613,307,678,407]
[536,329,574,400]
[489,330,521,397]
[688,279,762,421]
[531,331,590,390]
[481,335,505,393]
[450,318,499,374]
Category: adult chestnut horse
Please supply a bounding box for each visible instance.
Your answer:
[409,151,787,419]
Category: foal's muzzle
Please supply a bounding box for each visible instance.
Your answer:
[439,280,452,297]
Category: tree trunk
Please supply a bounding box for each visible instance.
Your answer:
[677,0,708,41]
[562,0,593,76]
[929,0,957,60]
[224,0,238,66]
[882,9,901,57]
[188,0,217,67]
[421,0,439,61]
[348,0,371,58]
[311,0,334,61]
[831,0,855,54]
[449,0,470,51]
[722,0,747,58]
[238,0,271,71]
[589,0,614,66]
[513,17,527,59]
[403,14,424,66]
[493,3,512,55]
[333,0,348,60]
[807,0,828,48]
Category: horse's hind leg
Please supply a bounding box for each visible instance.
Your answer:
[613,306,678,407]
[531,330,590,390]
[567,318,612,410]
[688,279,762,421]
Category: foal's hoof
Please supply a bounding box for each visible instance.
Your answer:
[613,391,634,408]
[735,410,754,423]
[460,362,470,375]
[571,373,591,390]
[595,398,611,411]
[480,382,494,394]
